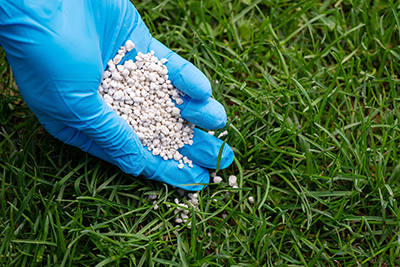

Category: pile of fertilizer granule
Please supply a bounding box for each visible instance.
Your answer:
[98,40,194,169]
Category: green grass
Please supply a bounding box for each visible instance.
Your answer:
[1,0,400,266]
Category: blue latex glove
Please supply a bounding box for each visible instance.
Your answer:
[0,0,234,191]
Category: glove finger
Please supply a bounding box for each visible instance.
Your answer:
[178,128,234,169]
[39,118,117,165]
[175,94,227,130]
[148,38,212,100]
[141,149,209,191]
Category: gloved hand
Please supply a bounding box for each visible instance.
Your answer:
[0,0,234,191]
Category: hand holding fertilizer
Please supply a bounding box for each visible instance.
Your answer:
[0,0,234,190]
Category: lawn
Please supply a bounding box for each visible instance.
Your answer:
[1,0,400,266]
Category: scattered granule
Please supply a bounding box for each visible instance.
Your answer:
[213,176,223,183]
[248,196,254,204]
[228,175,237,187]
[218,130,229,138]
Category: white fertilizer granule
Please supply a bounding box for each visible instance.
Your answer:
[208,130,228,138]
[98,40,195,168]
[248,196,254,204]
[213,176,223,183]
[228,175,237,187]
